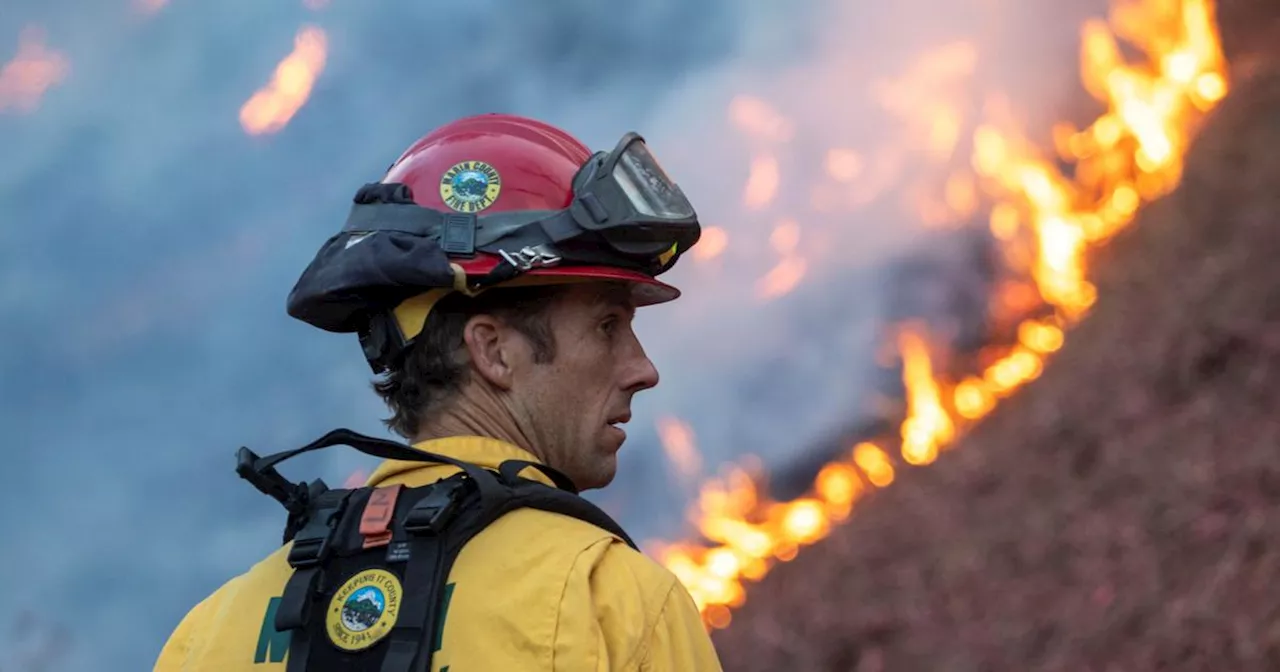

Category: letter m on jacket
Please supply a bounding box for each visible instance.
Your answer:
[255,597,291,664]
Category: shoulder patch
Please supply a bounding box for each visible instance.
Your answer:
[325,568,403,651]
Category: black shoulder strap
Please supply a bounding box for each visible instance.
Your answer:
[380,461,636,672]
[238,428,516,503]
[236,428,528,535]
[275,487,357,672]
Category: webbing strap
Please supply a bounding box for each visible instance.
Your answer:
[275,567,319,631]
[379,533,447,672]
[385,467,638,671]
[242,428,558,504]
[497,459,578,493]
[284,624,315,672]
[280,568,320,672]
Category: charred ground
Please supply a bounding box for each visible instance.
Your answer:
[713,8,1280,672]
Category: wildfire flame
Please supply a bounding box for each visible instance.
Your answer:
[239,26,328,136]
[869,40,977,163]
[657,0,1228,629]
[0,26,69,114]
[898,327,955,466]
[656,415,704,483]
[756,220,808,300]
[692,226,729,262]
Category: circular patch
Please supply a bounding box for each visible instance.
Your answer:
[439,160,502,213]
[325,568,402,652]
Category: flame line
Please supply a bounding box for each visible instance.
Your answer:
[654,0,1229,631]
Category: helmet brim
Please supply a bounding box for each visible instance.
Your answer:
[522,266,681,306]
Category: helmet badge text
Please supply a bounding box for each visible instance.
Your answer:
[440,160,502,213]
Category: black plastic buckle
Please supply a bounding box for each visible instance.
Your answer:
[403,479,468,535]
[441,213,476,255]
[286,498,348,569]
[236,447,302,511]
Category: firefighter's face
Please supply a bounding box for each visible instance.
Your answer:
[510,282,660,490]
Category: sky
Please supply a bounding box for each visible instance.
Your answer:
[0,0,1101,669]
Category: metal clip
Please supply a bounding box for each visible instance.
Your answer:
[499,245,563,271]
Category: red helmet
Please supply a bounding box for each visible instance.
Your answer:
[382,113,682,302]
[287,112,701,372]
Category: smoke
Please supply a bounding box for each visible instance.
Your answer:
[0,0,1117,668]
[0,611,73,672]
[591,0,1108,538]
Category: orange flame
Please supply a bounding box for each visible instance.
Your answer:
[743,155,780,210]
[974,0,1228,320]
[0,26,69,114]
[656,416,703,482]
[870,41,978,162]
[240,26,328,136]
[658,0,1229,629]
[692,226,729,262]
[729,95,793,144]
[755,220,807,300]
[898,328,955,466]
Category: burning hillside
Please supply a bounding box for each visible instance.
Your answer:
[707,3,1280,671]
[649,0,1233,634]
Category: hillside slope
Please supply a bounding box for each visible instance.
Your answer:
[712,19,1280,672]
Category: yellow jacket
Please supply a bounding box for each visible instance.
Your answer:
[154,436,722,671]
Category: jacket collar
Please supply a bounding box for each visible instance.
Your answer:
[363,435,556,488]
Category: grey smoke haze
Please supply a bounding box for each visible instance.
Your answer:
[0,0,1103,669]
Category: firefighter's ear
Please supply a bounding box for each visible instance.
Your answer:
[463,314,516,390]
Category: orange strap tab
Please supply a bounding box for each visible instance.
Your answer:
[359,484,403,549]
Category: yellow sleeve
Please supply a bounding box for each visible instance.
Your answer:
[638,580,723,672]
[552,538,722,672]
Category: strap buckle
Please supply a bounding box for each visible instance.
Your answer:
[360,484,403,549]
[236,446,314,516]
[286,495,349,568]
[499,245,562,271]
[403,478,469,535]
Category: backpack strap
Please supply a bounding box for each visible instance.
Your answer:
[274,486,357,672]
[497,458,579,493]
[379,471,478,672]
[237,428,509,514]
[380,460,635,672]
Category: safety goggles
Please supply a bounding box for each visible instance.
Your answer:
[341,132,702,280]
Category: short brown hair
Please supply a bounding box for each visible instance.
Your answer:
[371,285,565,438]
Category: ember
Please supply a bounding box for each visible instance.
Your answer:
[239,26,328,136]
[0,26,69,114]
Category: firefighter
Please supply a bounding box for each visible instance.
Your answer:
[153,112,723,671]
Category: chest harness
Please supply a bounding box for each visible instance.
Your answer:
[236,428,635,671]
